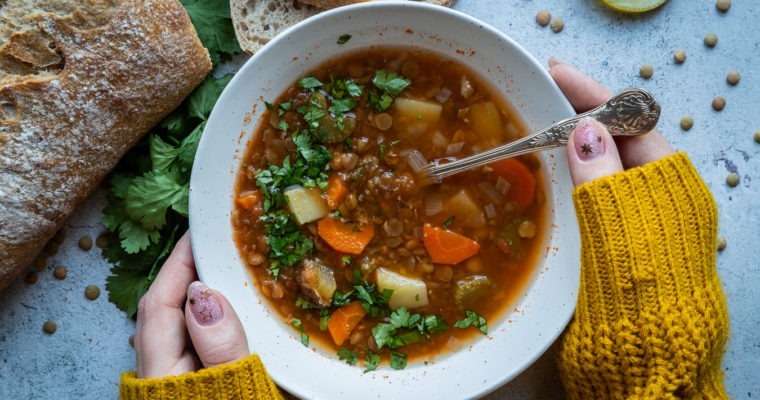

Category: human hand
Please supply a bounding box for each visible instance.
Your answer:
[548,58,675,186]
[134,232,250,378]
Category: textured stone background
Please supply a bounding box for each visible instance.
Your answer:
[1,1,757,399]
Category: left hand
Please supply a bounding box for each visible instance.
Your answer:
[134,232,250,378]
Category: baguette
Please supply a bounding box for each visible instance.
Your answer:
[0,0,212,291]
[231,0,458,55]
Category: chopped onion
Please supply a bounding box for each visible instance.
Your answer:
[484,203,497,219]
[406,150,428,172]
[495,176,512,195]
[477,181,504,205]
[445,141,465,156]
[383,218,404,237]
[432,130,449,149]
[435,87,453,103]
[424,191,443,216]
[445,335,464,352]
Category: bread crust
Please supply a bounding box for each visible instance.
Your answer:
[0,0,212,290]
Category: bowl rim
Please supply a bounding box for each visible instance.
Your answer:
[190,1,579,399]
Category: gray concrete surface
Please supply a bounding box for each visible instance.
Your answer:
[1,1,758,399]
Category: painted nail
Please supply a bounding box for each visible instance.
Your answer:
[188,281,223,326]
[574,118,606,161]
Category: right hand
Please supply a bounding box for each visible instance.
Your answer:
[547,58,675,186]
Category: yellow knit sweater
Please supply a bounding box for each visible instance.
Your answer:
[119,152,729,399]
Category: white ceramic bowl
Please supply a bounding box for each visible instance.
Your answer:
[190,2,579,399]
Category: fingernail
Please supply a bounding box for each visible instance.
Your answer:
[548,57,563,67]
[188,281,223,326]
[573,118,606,161]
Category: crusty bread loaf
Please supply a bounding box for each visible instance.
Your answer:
[0,0,212,291]
[231,0,458,55]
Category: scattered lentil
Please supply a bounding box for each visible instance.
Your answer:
[726,70,740,86]
[536,10,551,27]
[712,96,726,111]
[716,0,731,12]
[85,285,101,300]
[673,50,686,64]
[25,271,38,285]
[726,172,739,187]
[704,33,718,48]
[639,64,654,79]
[680,116,694,131]
[43,320,57,334]
[716,235,727,251]
[550,18,564,33]
[95,233,111,249]
[44,241,59,256]
[129,335,135,347]
[33,257,47,272]
[754,131,760,143]
[53,266,67,280]
[53,229,66,245]
[78,236,93,251]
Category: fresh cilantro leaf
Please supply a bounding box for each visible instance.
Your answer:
[149,135,181,172]
[454,310,488,335]
[369,70,410,112]
[390,351,407,370]
[118,220,161,254]
[371,323,397,349]
[338,348,358,366]
[337,34,352,45]
[292,318,309,347]
[123,169,187,230]
[424,315,449,334]
[363,350,380,372]
[298,76,323,90]
[176,121,207,170]
[442,216,455,229]
[180,0,241,65]
[187,74,234,120]
[319,309,330,331]
[105,268,150,319]
[329,98,358,115]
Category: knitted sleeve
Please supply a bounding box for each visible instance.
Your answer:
[557,152,729,399]
[119,354,284,400]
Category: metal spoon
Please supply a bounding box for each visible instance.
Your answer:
[412,88,661,185]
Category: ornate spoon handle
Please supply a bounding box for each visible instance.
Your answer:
[417,88,660,184]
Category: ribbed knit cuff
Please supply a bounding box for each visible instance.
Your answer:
[558,152,729,399]
[120,354,284,400]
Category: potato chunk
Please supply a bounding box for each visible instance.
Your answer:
[376,267,429,310]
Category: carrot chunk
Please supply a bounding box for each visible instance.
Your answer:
[317,216,375,255]
[325,172,348,210]
[235,190,263,216]
[422,224,480,264]
[490,158,536,211]
[327,301,367,346]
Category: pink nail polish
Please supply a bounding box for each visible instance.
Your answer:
[188,281,223,326]
[574,119,606,161]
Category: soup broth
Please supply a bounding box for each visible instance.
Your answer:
[233,47,546,370]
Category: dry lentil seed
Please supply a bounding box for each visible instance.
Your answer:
[43,320,57,334]
[673,50,686,64]
[726,70,740,85]
[726,172,739,187]
[536,10,551,27]
[680,116,694,131]
[712,96,726,111]
[95,233,111,249]
[25,271,38,285]
[53,229,66,245]
[44,241,59,256]
[704,33,718,48]
[550,18,564,33]
[129,335,135,347]
[639,64,654,79]
[716,0,731,12]
[716,235,727,251]
[33,257,47,271]
[85,285,100,300]
[78,236,93,251]
[53,266,67,280]
[754,131,760,143]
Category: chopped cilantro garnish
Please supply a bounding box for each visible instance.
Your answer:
[337,34,352,45]
[390,351,407,370]
[369,70,411,112]
[298,76,323,90]
[454,310,488,335]
[442,216,455,229]
[338,347,358,366]
[292,318,309,347]
[363,350,381,372]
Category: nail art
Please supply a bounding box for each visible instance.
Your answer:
[188,281,223,325]
[574,119,605,161]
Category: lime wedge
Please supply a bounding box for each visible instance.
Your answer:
[598,0,669,13]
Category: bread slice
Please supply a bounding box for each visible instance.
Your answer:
[0,0,211,291]
[231,0,458,55]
